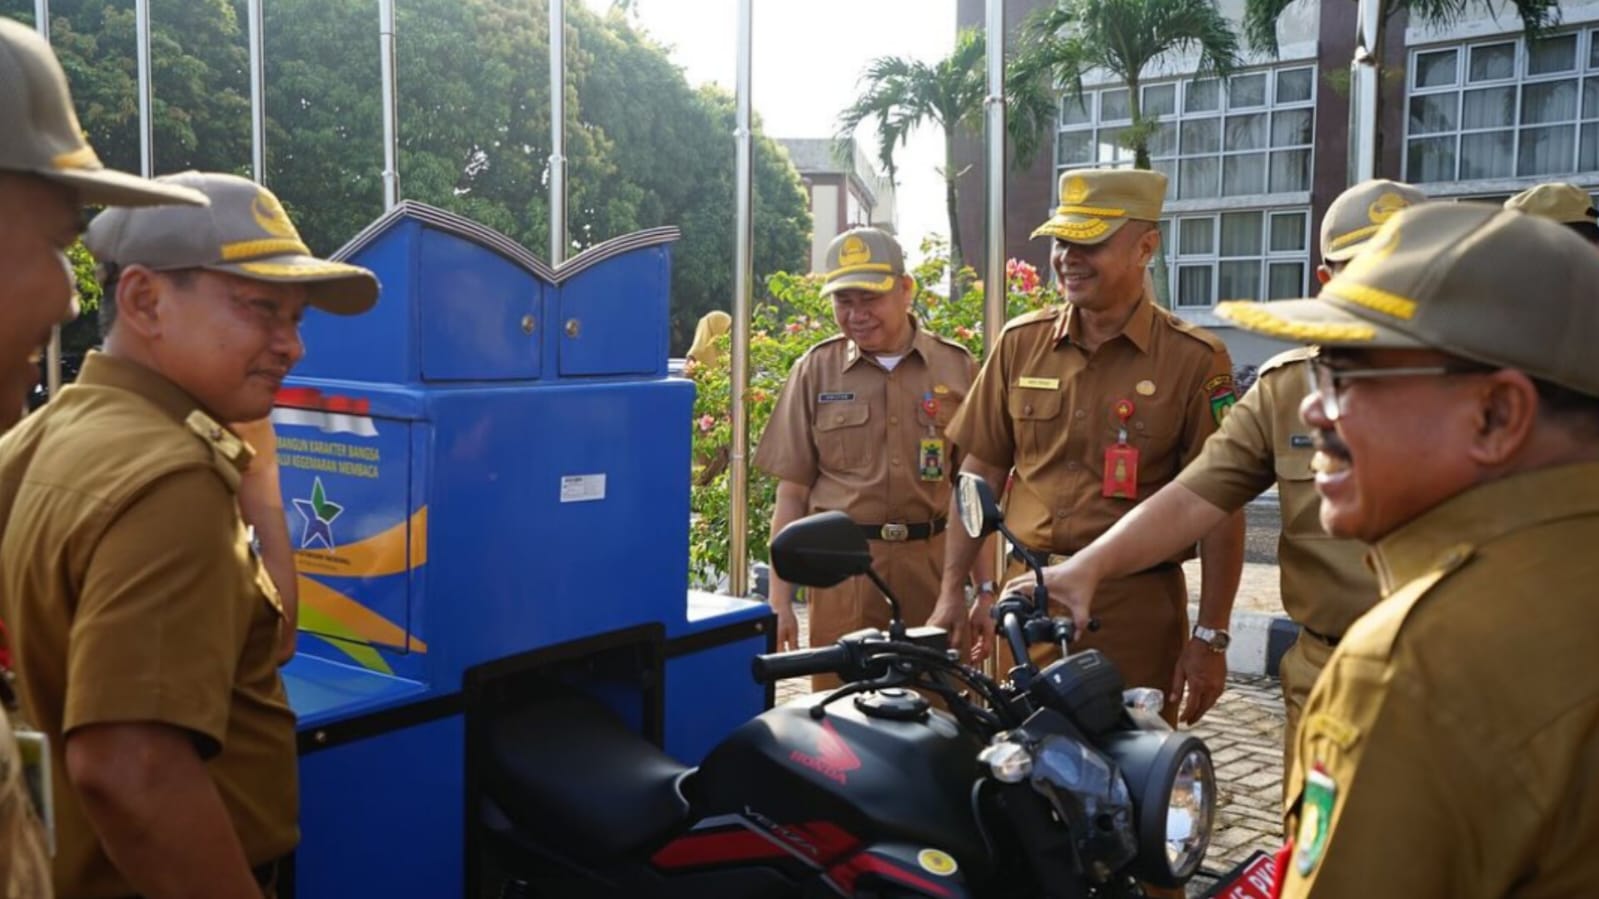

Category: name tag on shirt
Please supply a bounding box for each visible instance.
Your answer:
[1290,434,1313,449]
[818,392,855,403]
[1018,377,1060,390]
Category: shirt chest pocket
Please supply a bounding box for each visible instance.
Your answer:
[813,402,873,471]
[1007,389,1064,462]
[1275,446,1323,535]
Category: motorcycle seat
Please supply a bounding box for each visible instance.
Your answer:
[484,690,691,860]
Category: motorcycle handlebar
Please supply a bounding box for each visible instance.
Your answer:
[752,644,851,684]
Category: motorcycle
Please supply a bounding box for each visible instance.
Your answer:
[481,474,1216,897]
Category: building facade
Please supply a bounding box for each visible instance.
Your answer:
[779,138,899,273]
[954,0,1599,366]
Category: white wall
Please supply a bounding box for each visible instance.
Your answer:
[811,183,839,272]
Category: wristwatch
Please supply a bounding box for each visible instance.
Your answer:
[1192,625,1231,653]
[974,580,997,597]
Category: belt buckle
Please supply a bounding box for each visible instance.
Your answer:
[880,522,909,542]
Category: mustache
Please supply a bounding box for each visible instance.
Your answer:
[1312,428,1351,460]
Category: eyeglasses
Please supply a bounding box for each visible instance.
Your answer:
[1306,357,1490,421]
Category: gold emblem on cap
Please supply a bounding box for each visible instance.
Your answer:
[1063,176,1090,204]
[252,191,301,240]
[838,235,872,267]
[1367,192,1408,225]
[1343,216,1401,280]
[1136,380,1156,396]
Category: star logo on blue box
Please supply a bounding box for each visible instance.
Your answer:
[293,477,344,550]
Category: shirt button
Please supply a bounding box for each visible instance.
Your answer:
[1067,461,1080,471]
[1024,404,1034,415]
[891,458,901,466]
[889,416,898,425]
[1135,421,1146,431]
[1074,409,1085,419]
[1055,509,1067,518]
[834,413,845,424]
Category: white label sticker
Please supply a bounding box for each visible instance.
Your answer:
[560,474,607,503]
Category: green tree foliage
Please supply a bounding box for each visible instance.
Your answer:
[2,0,810,353]
[836,28,1054,299]
[1013,0,1241,172]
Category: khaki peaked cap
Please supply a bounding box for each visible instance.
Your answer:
[820,227,908,296]
[85,171,378,315]
[1032,168,1166,246]
[1320,179,1428,262]
[0,17,205,207]
[1218,202,1599,399]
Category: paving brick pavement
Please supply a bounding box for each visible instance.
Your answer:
[774,604,1286,893]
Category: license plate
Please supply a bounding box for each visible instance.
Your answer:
[1199,849,1277,899]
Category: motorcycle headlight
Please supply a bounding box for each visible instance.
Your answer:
[1097,730,1215,887]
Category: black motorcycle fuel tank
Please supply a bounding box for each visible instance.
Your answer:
[691,692,991,870]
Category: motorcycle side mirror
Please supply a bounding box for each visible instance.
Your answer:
[770,511,873,588]
[955,473,1003,539]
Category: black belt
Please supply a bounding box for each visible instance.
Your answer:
[1301,625,1341,647]
[1021,546,1179,576]
[859,519,947,542]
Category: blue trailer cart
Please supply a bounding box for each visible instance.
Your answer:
[269,203,771,896]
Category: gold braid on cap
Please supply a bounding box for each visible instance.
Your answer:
[1330,283,1418,320]
[1035,218,1110,241]
[1215,302,1378,342]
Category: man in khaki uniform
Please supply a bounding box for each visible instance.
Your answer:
[0,17,210,896]
[1025,179,1424,778]
[0,171,377,897]
[755,227,988,690]
[935,168,1245,725]
[1505,181,1599,245]
[1217,202,1599,897]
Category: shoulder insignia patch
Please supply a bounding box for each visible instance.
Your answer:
[999,306,1061,334]
[1258,346,1316,378]
[1163,310,1231,353]
[1205,373,1237,424]
[185,411,255,472]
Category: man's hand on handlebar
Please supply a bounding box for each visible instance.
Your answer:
[925,585,970,659]
[1002,556,1098,630]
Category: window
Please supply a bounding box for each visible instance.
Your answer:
[1163,209,1309,308]
[1406,30,1599,182]
[1054,66,1316,200]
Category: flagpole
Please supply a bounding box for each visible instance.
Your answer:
[549,0,567,264]
[728,0,753,596]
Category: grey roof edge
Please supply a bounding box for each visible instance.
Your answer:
[330,200,680,284]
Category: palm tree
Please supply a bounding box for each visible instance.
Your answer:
[1014,0,1242,171]
[836,28,1055,297]
[1012,0,1241,308]
[1242,0,1559,168]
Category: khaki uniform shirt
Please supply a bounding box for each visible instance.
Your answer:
[0,353,298,898]
[947,295,1234,556]
[1178,348,1376,636]
[754,320,977,524]
[1281,464,1599,898]
[0,704,50,898]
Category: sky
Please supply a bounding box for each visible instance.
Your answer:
[579,0,958,261]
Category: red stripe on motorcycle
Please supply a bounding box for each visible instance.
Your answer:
[651,830,788,868]
[828,853,954,897]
